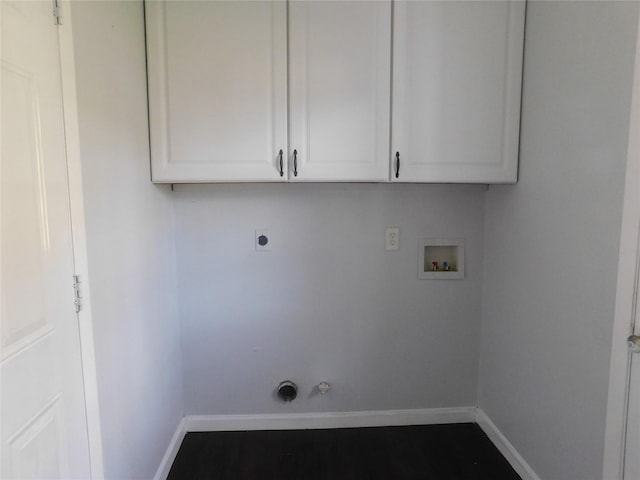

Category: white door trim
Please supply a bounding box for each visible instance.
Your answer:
[603,8,640,480]
[56,2,104,478]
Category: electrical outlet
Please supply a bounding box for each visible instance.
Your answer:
[255,229,270,251]
[385,228,399,251]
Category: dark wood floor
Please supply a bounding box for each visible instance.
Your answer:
[167,423,521,480]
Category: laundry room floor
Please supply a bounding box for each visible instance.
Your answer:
[167,423,521,479]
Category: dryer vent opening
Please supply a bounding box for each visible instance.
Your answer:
[277,381,298,402]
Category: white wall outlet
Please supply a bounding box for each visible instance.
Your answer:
[385,228,400,251]
[255,229,270,251]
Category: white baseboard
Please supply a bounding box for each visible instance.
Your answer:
[153,417,187,480]
[476,409,541,480]
[184,406,476,432]
[154,407,538,480]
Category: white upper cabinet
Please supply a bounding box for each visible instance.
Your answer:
[145,1,288,182]
[288,1,391,182]
[391,1,525,183]
[146,0,391,183]
[146,0,524,184]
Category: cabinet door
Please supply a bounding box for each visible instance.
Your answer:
[289,1,391,182]
[392,1,524,183]
[146,1,288,182]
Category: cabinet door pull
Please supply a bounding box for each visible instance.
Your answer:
[395,152,400,178]
[293,149,298,177]
[278,149,284,177]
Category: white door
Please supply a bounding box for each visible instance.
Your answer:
[391,0,524,183]
[146,0,288,183]
[1,1,92,478]
[618,6,640,478]
[289,0,391,182]
[623,54,640,478]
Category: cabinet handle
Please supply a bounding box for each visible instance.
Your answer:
[293,149,298,177]
[395,152,400,178]
[278,149,284,177]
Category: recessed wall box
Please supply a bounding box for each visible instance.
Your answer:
[418,238,465,280]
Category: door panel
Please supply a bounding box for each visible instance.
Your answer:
[146,0,288,182]
[392,0,524,183]
[625,350,640,477]
[1,63,52,359]
[289,0,391,181]
[625,278,640,478]
[6,397,65,480]
[1,1,91,478]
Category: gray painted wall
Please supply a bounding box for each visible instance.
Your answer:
[70,3,183,479]
[65,1,640,478]
[478,2,639,479]
[174,184,485,414]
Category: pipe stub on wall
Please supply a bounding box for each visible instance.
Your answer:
[277,380,298,402]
